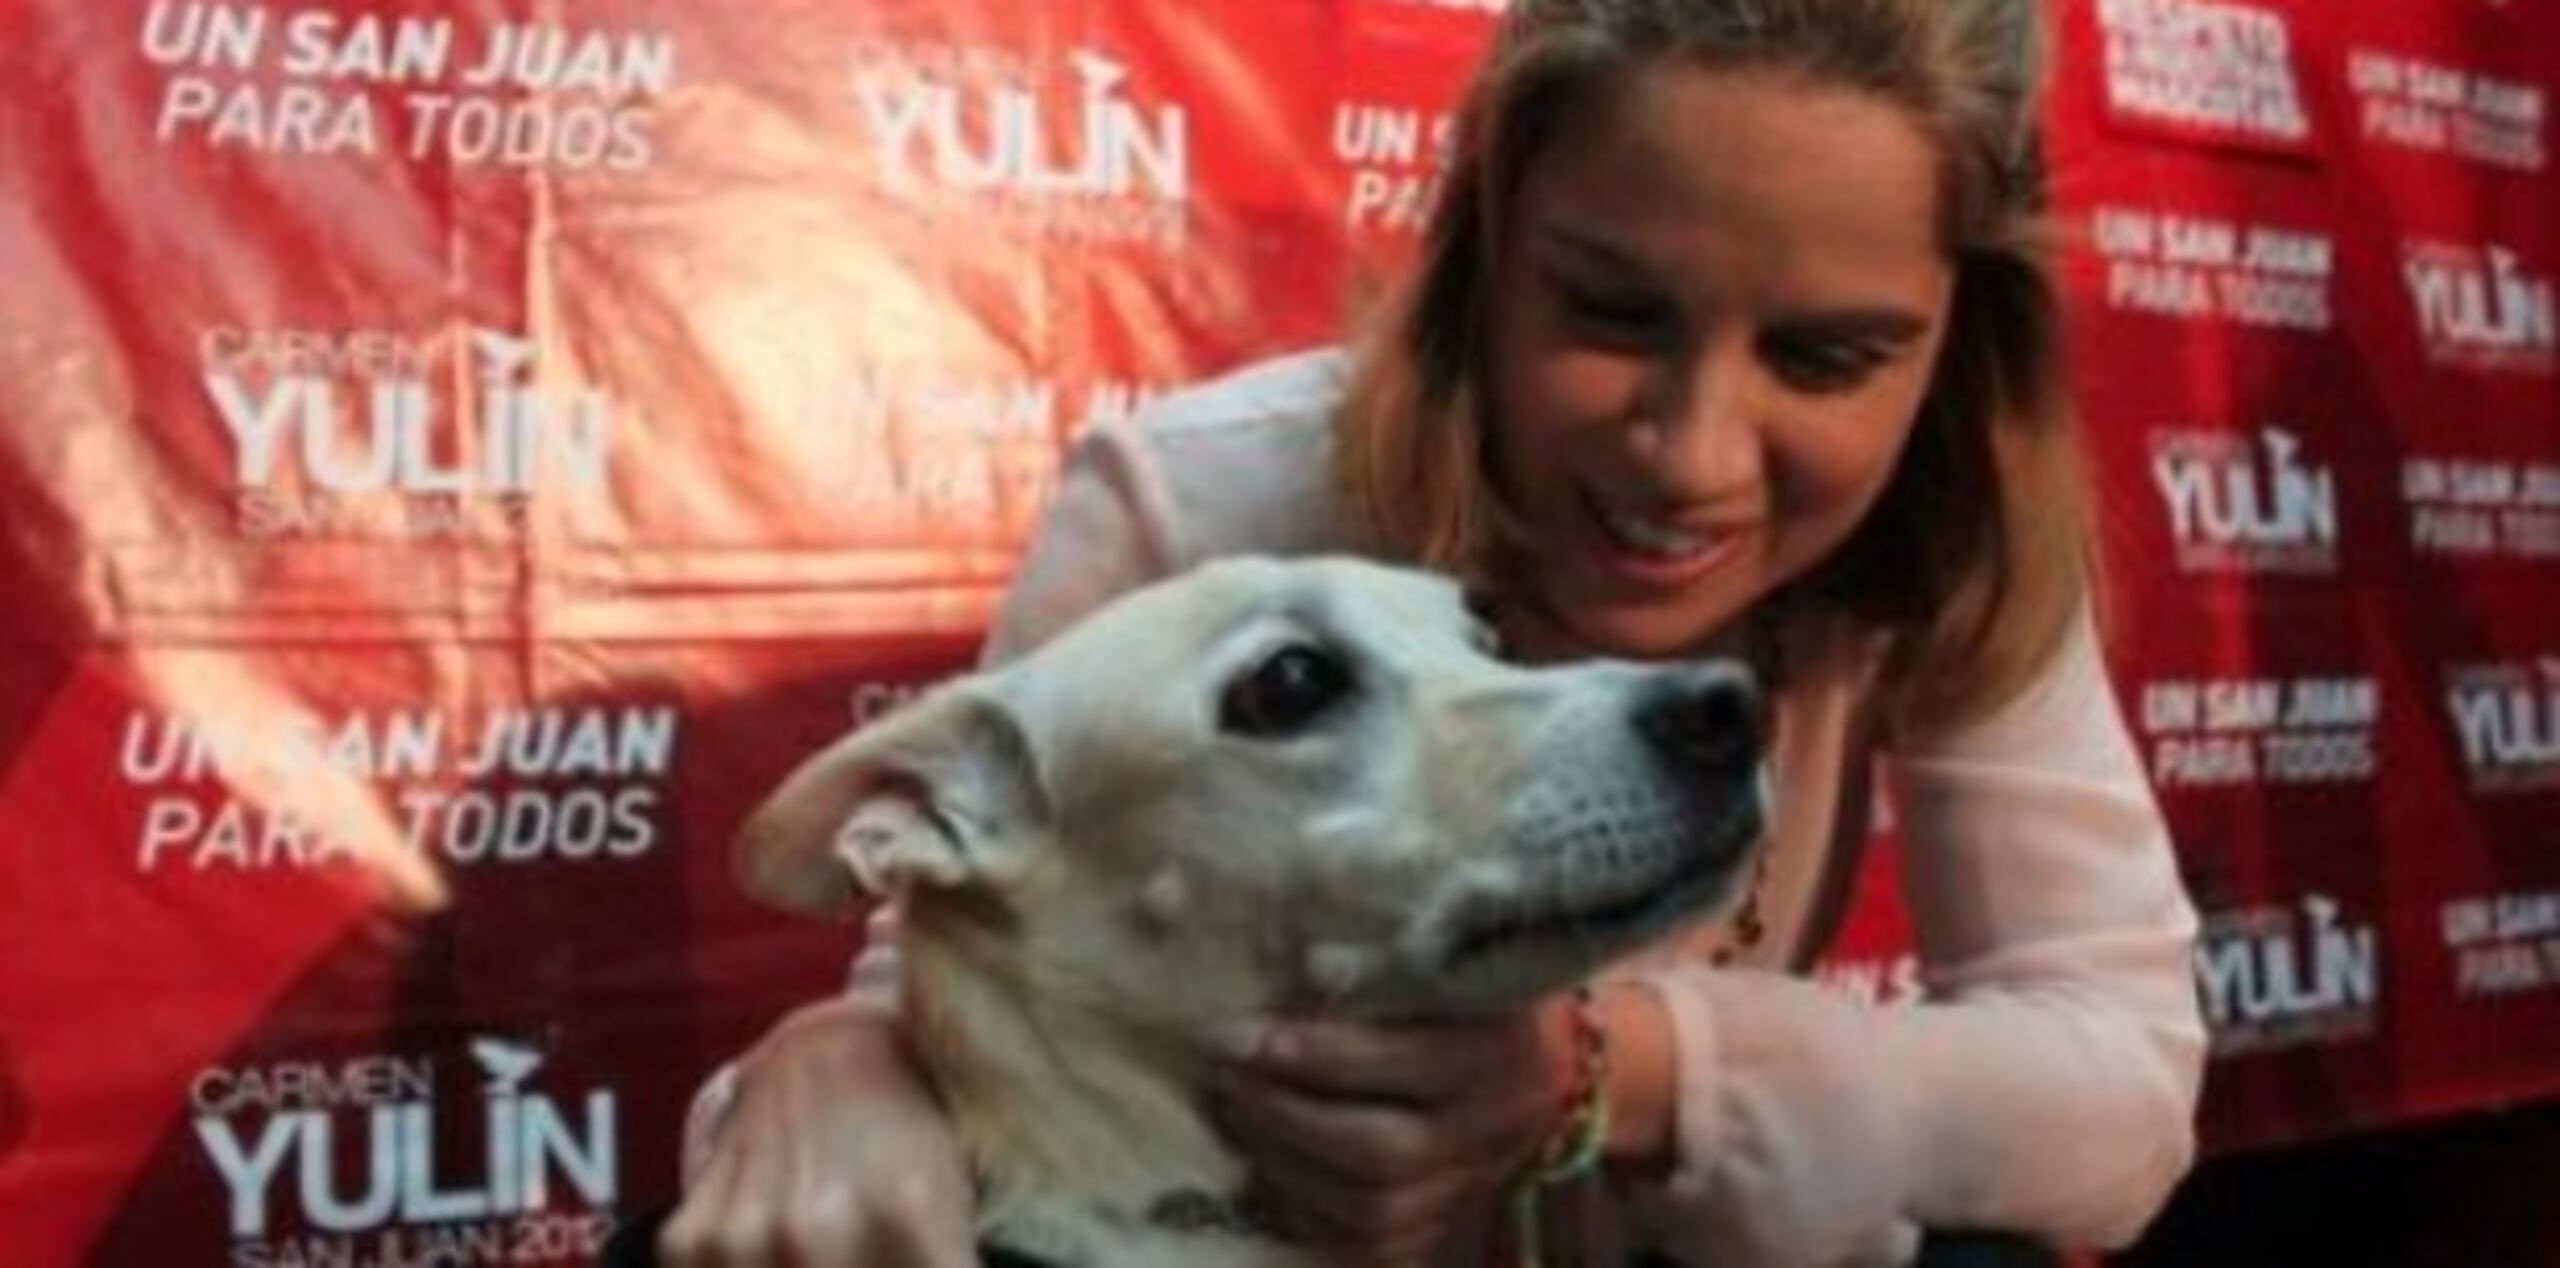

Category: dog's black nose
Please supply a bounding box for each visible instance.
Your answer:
[1635,675,1763,777]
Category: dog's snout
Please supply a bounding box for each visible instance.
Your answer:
[1635,676,1763,776]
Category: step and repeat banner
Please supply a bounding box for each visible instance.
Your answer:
[0,0,2550,1262]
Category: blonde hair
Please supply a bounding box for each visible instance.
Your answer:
[1331,0,2090,735]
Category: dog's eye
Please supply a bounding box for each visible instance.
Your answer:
[1220,645,1356,737]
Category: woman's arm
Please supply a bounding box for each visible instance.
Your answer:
[979,419,1183,667]
[1624,611,2206,1266]
[660,418,1186,1263]
[658,994,979,1268]
[664,353,1355,1251]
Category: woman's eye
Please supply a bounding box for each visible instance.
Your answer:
[1219,645,1357,738]
[1557,281,1678,347]
[1763,335,1887,392]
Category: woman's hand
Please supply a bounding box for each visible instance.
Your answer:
[1208,996,1579,1266]
[658,997,977,1268]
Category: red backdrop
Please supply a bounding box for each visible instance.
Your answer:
[0,0,2552,1263]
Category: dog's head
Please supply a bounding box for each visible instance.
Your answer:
[737,556,1765,1023]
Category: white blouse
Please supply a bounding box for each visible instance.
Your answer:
[716,348,2206,1267]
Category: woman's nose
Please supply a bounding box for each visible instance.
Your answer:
[1632,342,1765,497]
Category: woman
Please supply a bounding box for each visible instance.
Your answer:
[663,0,2206,1263]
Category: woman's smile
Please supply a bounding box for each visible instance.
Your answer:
[1577,488,1753,590]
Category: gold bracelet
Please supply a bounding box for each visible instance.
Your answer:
[1508,986,1611,1267]
[1533,985,1611,1180]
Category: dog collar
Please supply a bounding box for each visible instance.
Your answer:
[978,1187,1288,1268]
[1143,1185,1288,1239]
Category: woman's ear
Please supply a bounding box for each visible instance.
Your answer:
[732,684,1050,916]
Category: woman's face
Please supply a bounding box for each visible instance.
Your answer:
[1485,64,1956,661]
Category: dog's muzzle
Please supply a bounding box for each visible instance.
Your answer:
[1632,670,1765,780]
[1435,661,1768,975]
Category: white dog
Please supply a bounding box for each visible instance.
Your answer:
[734,556,1766,1268]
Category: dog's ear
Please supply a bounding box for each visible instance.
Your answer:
[733,685,1049,916]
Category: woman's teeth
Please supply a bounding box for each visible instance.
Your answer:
[1600,507,1712,559]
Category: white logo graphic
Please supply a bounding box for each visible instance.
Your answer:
[2402,456,2560,561]
[2093,206,2332,330]
[851,43,1189,242]
[141,2,669,169]
[2444,660,2560,794]
[1817,954,1923,1010]
[2141,675,2378,790]
[2095,0,2310,148]
[200,326,617,539]
[2444,890,2560,999]
[192,1040,618,1263]
[2403,241,2557,375]
[2150,428,2340,574]
[123,705,676,872]
[2350,50,2545,171]
[1334,102,1455,235]
[806,368,1169,535]
[2195,896,2379,1056]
